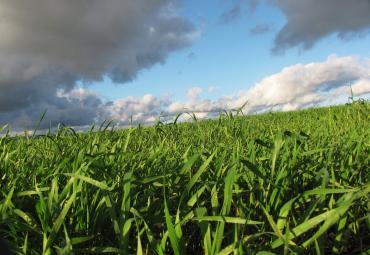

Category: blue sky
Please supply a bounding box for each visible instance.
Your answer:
[1,0,370,130]
[88,0,370,103]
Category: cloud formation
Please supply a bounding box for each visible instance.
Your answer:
[222,0,370,52]
[106,94,170,125]
[187,87,203,101]
[101,55,370,125]
[1,0,369,131]
[219,0,258,24]
[250,24,272,35]
[0,0,196,130]
[270,0,370,53]
[238,55,370,111]
[0,86,106,130]
[219,3,243,24]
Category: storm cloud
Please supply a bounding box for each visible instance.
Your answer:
[271,0,370,53]
[0,0,195,130]
[222,0,370,52]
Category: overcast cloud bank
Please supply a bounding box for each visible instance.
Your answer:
[0,0,196,130]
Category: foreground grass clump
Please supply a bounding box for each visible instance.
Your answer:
[0,103,369,254]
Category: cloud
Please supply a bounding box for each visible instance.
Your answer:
[208,86,217,93]
[0,0,196,82]
[219,3,242,24]
[332,78,370,97]
[33,55,366,128]
[221,0,370,52]
[270,0,370,53]
[219,0,258,24]
[233,55,370,111]
[170,55,370,116]
[0,0,196,130]
[187,87,203,101]
[5,55,369,130]
[250,24,272,35]
[350,79,370,95]
[1,4,369,133]
[0,87,107,130]
[127,55,370,123]
[105,94,170,125]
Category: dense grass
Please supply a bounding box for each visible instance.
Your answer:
[0,103,369,254]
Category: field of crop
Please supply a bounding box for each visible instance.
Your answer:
[0,102,369,255]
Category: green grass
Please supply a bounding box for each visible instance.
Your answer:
[0,102,369,254]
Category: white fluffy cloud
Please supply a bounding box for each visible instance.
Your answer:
[170,55,370,117]
[100,55,370,125]
[239,55,370,110]
[350,79,370,95]
[106,94,170,125]
[332,78,370,98]
[187,87,203,101]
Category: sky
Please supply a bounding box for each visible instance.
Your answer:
[0,0,370,131]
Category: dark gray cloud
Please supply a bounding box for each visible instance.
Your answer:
[271,0,370,53]
[221,0,370,52]
[0,85,107,131]
[0,99,104,131]
[0,0,195,130]
[250,24,272,35]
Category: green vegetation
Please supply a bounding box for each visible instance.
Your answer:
[0,103,369,254]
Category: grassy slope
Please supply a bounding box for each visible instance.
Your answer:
[0,103,369,254]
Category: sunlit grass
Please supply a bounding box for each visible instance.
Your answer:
[0,102,369,254]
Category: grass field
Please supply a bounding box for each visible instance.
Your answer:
[0,102,369,255]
